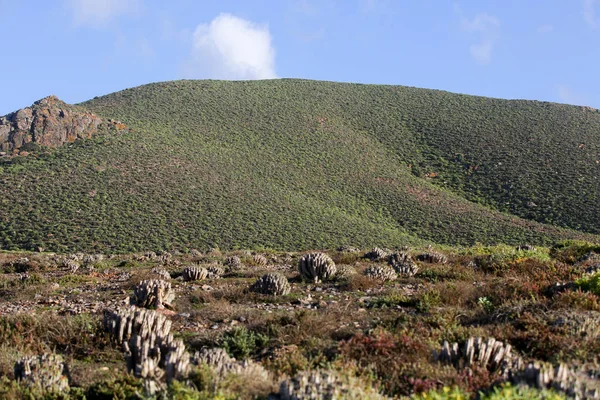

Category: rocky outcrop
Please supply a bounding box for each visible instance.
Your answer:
[0,95,127,154]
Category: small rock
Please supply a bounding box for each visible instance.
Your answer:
[211,324,219,330]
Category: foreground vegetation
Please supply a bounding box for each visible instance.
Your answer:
[1,241,599,398]
[0,79,599,253]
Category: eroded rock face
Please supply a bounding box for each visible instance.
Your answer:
[0,95,126,153]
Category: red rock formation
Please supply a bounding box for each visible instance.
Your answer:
[0,96,126,154]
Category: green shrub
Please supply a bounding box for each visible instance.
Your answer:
[576,272,600,296]
[477,297,494,313]
[482,383,566,399]
[415,290,441,313]
[85,375,145,399]
[551,241,600,263]
[220,327,269,360]
[416,383,567,399]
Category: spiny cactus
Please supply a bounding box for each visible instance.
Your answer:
[388,252,419,276]
[551,312,600,340]
[83,254,104,265]
[416,252,448,264]
[434,337,521,375]
[364,247,389,261]
[298,253,337,283]
[206,264,225,279]
[104,307,172,349]
[509,361,600,399]
[158,252,173,265]
[364,265,397,282]
[14,353,70,394]
[163,336,191,383]
[250,273,291,296]
[337,245,361,253]
[60,259,80,273]
[151,267,171,280]
[189,249,203,258]
[193,348,231,368]
[127,332,165,385]
[130,279,175,309]
[253,254,268,266]
[104,307,190,391]
[182,266,208,281]
[225,256,243,270]
[280,369,388,400]
[335,265,357,280]
[516,244,536,252]
[68,253,85,261]
[192,348,270,382]
[207,247,222,257]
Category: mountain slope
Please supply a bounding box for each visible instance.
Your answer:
[0,79,597,253]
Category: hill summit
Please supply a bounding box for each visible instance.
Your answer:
[0,79,598,253]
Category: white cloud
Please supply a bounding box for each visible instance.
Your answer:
[66,0,141,27]
[556,85,589,106]
[584,0,598,28]
[470,40,494,65]
[183,13,277,80]
[460,12,500,66]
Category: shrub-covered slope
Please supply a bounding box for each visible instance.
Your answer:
[0,79,597,252]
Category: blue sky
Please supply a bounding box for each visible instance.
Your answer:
[1,0,599,114]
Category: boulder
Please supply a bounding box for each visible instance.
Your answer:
[0,95,127,153]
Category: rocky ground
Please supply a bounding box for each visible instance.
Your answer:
[0,243,599,399]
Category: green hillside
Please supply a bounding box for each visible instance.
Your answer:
[0,79,598,253]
